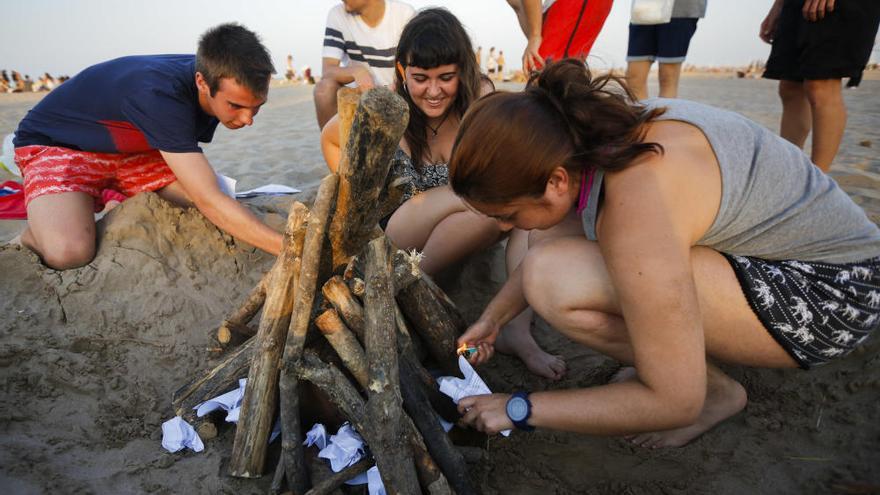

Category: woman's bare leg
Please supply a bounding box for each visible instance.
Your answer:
[522,238,796,446]
[494,227,566,380]
[385,185,503,276]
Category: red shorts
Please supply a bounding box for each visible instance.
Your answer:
[541,0,613,62]
[15,145,177,208]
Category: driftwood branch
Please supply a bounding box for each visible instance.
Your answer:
[316,309,369,388]
[324,271,457,421]
[397,276,463,377]
[322,275,366,340]
[363,237,421,494]
[304,456,371,495]
[316,305,449,493]
[216,272,269,346]
[329,88,409,270]
[228,202,309,478]
[278,173,339,491]
[400,357,477,495]
[335,87,360,177]
[172,328,257,419]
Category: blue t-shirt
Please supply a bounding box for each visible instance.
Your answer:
[14,55,219,154]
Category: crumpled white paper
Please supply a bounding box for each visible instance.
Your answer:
[235,184,301,198]
[195,378,246,422]
[161,416,204,453]
[319,423,367,473]
[303,423,328,450]
[304,423,386,494]
[194,378,281,442]
[437,356,511,436]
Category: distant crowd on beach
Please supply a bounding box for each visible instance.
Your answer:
[280,53,316,85]
[1,70,69,94]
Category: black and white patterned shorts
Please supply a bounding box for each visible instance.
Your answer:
[724,254,880,369]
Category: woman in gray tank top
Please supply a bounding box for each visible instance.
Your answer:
[446,60,880,447]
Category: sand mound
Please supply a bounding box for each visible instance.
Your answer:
[0,193,282,493]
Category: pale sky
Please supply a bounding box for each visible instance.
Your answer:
[1,1,876,79]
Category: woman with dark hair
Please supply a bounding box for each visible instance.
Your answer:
[322,8,566,380]
[450,59,880,447]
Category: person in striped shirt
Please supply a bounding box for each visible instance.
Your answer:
[314,0,415,128]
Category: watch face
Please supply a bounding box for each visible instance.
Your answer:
[507,396,529,422]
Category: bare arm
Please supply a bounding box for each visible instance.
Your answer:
[456,263,530,363]
[321,57,376,89]
[160,151,283,255]
[760,0,784,43]
[519,0,545,73]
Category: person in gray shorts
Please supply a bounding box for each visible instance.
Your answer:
[625,0,707,100]
[445,59,880,448]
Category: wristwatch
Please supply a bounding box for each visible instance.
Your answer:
[506,391,535,431]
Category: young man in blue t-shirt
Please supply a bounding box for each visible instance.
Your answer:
[13,23,283,269]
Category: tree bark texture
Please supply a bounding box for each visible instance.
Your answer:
[329,88,409,270]
[279,173,339,491]
[228,201,309,478]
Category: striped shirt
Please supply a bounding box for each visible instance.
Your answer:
[322,1,415,87]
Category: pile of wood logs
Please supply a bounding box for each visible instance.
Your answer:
[171,87,480,495]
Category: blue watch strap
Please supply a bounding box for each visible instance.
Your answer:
[506,391,535,431]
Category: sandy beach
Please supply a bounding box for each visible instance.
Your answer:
[1,76,879,494]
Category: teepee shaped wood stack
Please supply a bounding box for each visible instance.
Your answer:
[171,87,479,495]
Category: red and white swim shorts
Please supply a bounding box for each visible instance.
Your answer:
[14,145,177,208]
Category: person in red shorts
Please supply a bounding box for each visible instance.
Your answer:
[12,23,283,269]
[507,0,614,73]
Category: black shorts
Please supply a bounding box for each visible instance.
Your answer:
[724,254,880,369]
[627,18,699,63]
[763,0,880,87]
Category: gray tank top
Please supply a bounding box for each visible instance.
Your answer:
[580,98,880,264]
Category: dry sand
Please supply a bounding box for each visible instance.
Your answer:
[1,79,878,494]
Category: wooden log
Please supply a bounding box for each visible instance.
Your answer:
[172,336,256,418]
[216,321,256,348]
[228,201,309,478]
[393,303,428,372]
[363,236,421,494]
[335,87,360,176]
[297,352,428,495]
[376,175,411,222]
[315,309,369,388]
[324,272,455,421]
[216,271,269,346]
[270,457,286,495]
[278,173,339,491]
[315,305,449,493]
[399,357,478,495]
[397,277,464,377]
[349,243,467,332]
[304,457,372,495]
[322,275,366,340]
[329,88,409,270]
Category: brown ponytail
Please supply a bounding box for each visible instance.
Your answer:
[450,59,665,204]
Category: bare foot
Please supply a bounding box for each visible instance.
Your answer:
[613,366,748,448]
[495,310,566,380]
